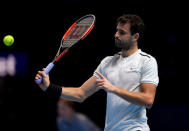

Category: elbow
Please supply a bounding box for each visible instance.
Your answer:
[146,103,153,109]
[77,97,85,103]
[77,99,84,103]
[145,98,154,109]
[77,88,87,103]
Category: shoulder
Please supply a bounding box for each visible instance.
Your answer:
[102,52,121,63]
[99,55,114,67]
[76,113,89,121]
[139,51,158,69]
[100,53,120,67]
[101,56,114,63]
[76,113,95,126]
[138,50,157,65]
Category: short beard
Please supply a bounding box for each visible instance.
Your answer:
[115,38,133,50]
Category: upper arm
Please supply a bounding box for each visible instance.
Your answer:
[141,83,157,108]
[141,57,159,86]
[79,75,99,99]
[140,57,159,108]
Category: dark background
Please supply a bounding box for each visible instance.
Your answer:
[0,0,188,130]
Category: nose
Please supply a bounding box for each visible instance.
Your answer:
[115,31,119,38]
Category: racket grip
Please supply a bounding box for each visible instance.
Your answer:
[35,62,54,84]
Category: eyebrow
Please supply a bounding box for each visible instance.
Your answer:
[116,27,128,32]
[116,29,128,34]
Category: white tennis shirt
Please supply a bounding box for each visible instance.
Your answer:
[94,49,159,131]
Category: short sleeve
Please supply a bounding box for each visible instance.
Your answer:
[93,56,112,79]
[141,57,159,86]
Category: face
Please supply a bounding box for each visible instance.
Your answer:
[115,23,136,50]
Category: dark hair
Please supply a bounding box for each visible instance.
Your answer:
[117,14,145,36]
[58,99,74,109]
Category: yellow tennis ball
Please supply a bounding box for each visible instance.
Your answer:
[3,35,14,46]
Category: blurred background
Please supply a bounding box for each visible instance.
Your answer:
[0,0,188,130]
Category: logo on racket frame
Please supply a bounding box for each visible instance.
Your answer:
[69,25,90,39]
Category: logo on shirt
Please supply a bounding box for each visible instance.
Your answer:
[130,67,137,70]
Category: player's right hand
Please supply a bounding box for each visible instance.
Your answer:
[35,68,50,91]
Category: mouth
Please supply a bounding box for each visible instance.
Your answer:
[115,37,120,41]
[115,38,122,46]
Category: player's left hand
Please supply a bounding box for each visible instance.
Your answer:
[95,71,116,92]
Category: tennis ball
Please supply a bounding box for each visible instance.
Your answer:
[3,35,14,46]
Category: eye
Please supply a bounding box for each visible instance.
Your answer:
[119,30,126,35]
[117,29,127,35]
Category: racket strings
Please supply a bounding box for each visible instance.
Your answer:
[62,17,94,48]
[62,39,75,48]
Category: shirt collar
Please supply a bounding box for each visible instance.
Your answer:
[120,49,141,61]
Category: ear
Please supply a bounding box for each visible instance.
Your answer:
[132,33,139,41]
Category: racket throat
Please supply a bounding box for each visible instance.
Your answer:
[55,49,69,62]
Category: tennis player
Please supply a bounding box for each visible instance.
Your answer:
[35,14,159,131]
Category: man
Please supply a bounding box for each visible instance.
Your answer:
[56,99,102,131]
[35,14,159,131]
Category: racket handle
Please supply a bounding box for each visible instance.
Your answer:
[35,62,54,84]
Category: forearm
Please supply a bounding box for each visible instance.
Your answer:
[45,84,85,102]
[61,76,98,102]
[112,86,153,108]
[60,87,86,103]
[45,76,97,103]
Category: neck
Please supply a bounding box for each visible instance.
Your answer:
[121,43,138,58]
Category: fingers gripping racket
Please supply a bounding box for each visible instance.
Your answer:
[35,14,96,84]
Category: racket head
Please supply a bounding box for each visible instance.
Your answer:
[54,14,95,62]
[62,14,96,48]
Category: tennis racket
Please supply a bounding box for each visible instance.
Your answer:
[35,14,96,84]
